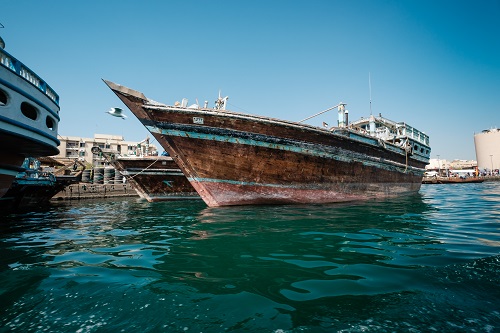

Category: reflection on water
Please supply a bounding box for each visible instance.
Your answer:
[0,184,499,332]
[182,196,435,300]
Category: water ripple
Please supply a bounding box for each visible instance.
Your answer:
[1,184,499,332]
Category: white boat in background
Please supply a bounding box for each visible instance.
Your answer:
[0,33,60,199]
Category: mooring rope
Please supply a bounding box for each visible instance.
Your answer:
[123,156,162,180]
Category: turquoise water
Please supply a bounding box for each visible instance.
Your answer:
[1,183,499,332]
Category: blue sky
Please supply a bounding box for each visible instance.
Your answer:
[2,0,499,161]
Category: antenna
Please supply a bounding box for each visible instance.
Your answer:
[369,72,372,115]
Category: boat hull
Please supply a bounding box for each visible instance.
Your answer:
[0,174,76,212]
[105,155,199,202]
[151,134,423,206]
[0,51,60,198]
[104,80,427,207]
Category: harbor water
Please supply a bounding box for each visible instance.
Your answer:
[1,183,499,332]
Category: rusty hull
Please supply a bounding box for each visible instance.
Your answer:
[104,80,427,207]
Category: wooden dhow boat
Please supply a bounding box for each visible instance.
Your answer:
[91,146,199,202]
[104,80,431,207]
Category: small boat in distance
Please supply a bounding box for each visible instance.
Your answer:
[91,145,199,202]
[0,33,60,199]
[422,176,484,184]
[104,79,431,207]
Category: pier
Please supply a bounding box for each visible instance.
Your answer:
[52,183,138,201]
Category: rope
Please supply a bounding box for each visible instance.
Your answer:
[298,104,341,123]
[122,135,163,180]
[405,149,408,173]
[227,102,250,113]
[124,156,162,180]
[404,139,411,173]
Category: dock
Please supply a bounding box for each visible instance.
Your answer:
[52,183,138,201]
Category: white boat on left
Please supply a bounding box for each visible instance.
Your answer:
[0,33,60,199]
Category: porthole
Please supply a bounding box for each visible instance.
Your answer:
[0,88,8,106]
[21,102,39,120]
[46,116,55,130]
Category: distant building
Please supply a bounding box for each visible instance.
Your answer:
[426,159,477,175]
[474,128,500,171]
[426,158,450,171]
[449,159,477,169]
[55,134,158,167]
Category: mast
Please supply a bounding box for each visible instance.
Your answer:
[369,72,372,116]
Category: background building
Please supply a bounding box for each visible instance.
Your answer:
[55,134,159,167]
[425,158,477,175]
[426,158,450,172]
[449,159,476,170]
[474,128,500,172]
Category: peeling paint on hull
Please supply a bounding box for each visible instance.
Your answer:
[103,80,430,207]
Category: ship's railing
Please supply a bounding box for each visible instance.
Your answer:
[0,47,59,106]
[397,123,429,146]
